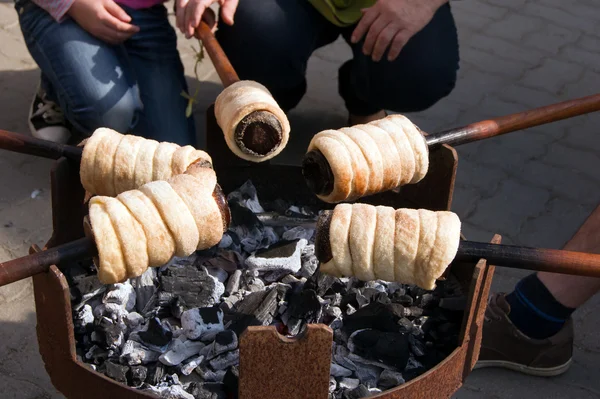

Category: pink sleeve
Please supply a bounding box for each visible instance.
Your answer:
[32,0,76,22]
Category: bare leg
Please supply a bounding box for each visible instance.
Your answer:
[537,203,600,308]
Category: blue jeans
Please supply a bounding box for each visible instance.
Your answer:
[215,0,459,116]
[15,0,196,145]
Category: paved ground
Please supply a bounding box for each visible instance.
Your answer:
[0,0,599,398]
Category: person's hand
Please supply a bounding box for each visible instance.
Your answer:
[176,0,239,39]
[351,0,446,62]
[67,0,139,45]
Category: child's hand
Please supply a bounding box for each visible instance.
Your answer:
[176,0,239,39]
[68,0,139,45]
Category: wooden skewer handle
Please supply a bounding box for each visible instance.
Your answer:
[195,21,239,88]
[426,92,600,148]
[0,129,83,161]
[457,240,600,277]
[0,237,96,287]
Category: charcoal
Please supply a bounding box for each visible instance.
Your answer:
[187,382,226,399]
[439,296,467,311]
[223,365,239,397]
[282,289,321,335]
[305,272,342,297]
[408,334,426,357]
[74,304,94,333]
[179,355,204,375]
[386,283,405,296]
[103,282,136,311]
[125,312,144,330]
[329,376,337,393]
[132,268,157,313]
[95,303,128,323]
[161,264,224,310]
[245,239,307,274]
[349,329,409,370]
[129,365,148,387]
[395,294,414,307]
[343,384,370,399]
[330,363,353,378]
[209,349,239,370]
[297,244,318,278]
[333,345,358,371]
[196,367,226,383]
[147,385,195,399]
[181,307,224,340]
[74,274,105,297]
[85,345,108,364]
[388,303,405,319]
[338,378,360,390]
[324,293,342,307]
[378,369,405,390]
[354,363,382,388]
[346,304,357,315]
[234,289,278,326]
[225,270,242,295]
[228,180,264,213]
[407,306,423,318]
[105,360,129,383]
[363,281,387,292]
[203,250,242,274]
[342,303,400,336]
[282,226,314,241]
[120,340,161,365]
[419,293,436,308]
[139,317,173,347]
[201,330,238,359]
[159,338,205,366]
[147,363,166,385]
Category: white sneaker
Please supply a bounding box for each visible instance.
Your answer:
[28,84,71,144]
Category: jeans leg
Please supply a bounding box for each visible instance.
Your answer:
[122,5,196,146]
[16,1,141,135]
[215,0,338,112]
[339,3,460,116]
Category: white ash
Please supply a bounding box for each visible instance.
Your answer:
[69,180,466,399]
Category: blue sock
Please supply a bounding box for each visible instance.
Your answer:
[505,273,575,339]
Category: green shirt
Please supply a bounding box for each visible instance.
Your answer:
[308,0,377,27]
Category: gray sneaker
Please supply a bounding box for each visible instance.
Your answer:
[28,84,71,144]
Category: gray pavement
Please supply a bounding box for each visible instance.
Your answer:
[0,0,599,398]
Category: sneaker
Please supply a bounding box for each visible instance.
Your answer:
[28,85,71,144]
[474,293,573,377]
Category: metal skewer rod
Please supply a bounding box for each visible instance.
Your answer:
[425,92,600,149]
[0,129,83,161]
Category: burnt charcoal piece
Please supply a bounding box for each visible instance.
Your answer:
[349,329,410,370]
[245,239,307,274]
[209,349,239,370]
[285,289,322,324]
[305,271,343,297]
[229,201,262,228]
[161,264,224,310]
[215,330,238,353]
[378,369,405,390]
[342,303,400,336]
[338,378,360,390]
[394,294,414,307]
[128,365,147,387]
[120,340,161,365]
[181,307,224,340]
[187,382,227,399]
[132,268,157,313]
[105,360,129,383]
[439,296,467,311]
[331,363,353,378]
[226,270,242,296]
[146,361,165,385]
[224,313,263,337]
[223,365,239,398]
[159,339,205,366]
[139,317,173,347]
[408,334,426,357]
[343,384,370,399]
[388,303,405,319]
[203,250,242,274]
